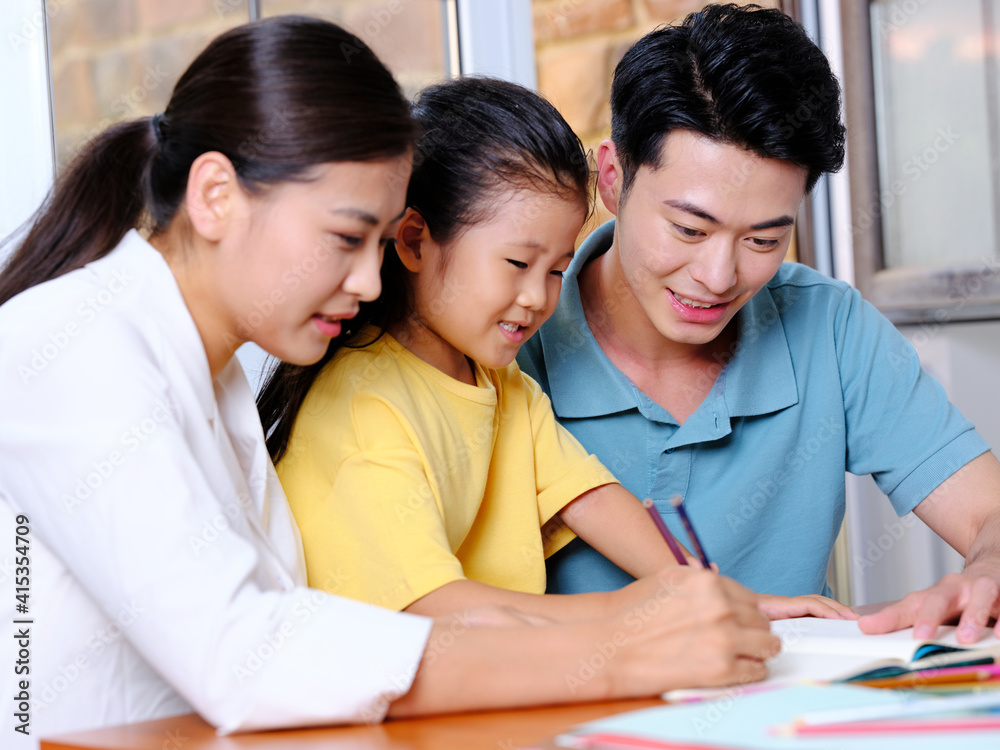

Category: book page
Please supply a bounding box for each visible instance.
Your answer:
[663,618,1000,701]
[772,617,1000,661]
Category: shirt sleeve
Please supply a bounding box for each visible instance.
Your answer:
[297,393,467,612]
[0,315,431,733]
[834,285,991,515]
[520,370,619,556]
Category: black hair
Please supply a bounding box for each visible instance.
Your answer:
[258,76,589,463]
[610,3,845,199]
[0,15,416,307]
[407,76,590,245]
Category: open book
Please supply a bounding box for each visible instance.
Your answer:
[770,617,1000,682]
[663,617,1000,701]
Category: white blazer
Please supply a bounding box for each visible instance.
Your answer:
[0,231,431,748]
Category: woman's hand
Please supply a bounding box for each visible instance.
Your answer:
[605,567,782,692]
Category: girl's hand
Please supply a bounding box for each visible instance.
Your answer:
[757,593,857,621]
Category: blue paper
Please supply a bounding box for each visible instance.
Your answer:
[557,684,1000,749]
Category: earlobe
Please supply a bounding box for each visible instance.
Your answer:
[185,152,242,242]
[394,207,433,273]
[596,140,622,217]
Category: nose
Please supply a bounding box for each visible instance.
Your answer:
[690,239,738,295]
[341,240,383,302]
[516,272,549,312]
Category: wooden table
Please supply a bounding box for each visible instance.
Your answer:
[41,698,665,750]
[41,605,893,749]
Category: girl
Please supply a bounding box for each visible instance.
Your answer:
[260,77,852,623]
[0,16,777,746]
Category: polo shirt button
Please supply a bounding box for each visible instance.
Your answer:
[665,448,675,454]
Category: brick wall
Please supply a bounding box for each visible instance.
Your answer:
[48,0,446,169]
[48,0,246,168]
[533,0,783,234]
[48,0,792,248]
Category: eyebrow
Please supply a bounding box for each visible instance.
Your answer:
[328,207,408,227]
[507,239,575,259]
[664,199,795,231]
[329,208,379,225]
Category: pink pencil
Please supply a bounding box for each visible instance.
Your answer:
[910,663,1000,679]
[566,731,747,749]
[784,714,1000,736]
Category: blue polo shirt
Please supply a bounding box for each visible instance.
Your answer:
[518,220,990,596]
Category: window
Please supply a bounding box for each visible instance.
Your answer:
[47,1,456,170]
[843,1,1000,323]
[1,0,534,259]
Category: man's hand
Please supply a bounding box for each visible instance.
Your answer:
[859,561,1000,644]
[863,452,1000,643]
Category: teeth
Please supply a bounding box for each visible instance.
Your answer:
[499,322,520,333]
[676,295,716,309]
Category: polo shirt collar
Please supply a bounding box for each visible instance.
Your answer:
[724,279,799,418]
[539,220,798,425]
[540,221,641,419]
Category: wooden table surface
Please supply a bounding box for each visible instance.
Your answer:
[41,698,666,750]
[41,605,893,749]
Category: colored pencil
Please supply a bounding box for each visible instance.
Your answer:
[853,663,1000,689]
[642,498,688,565]
[560,731,748,749]
[776,714,1000,736]
[908,681,1000,693]
[775,690,1000,730]
[669,495,711,568]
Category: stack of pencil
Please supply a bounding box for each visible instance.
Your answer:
[849,662,1000,693]
[772,690,1000,737]
[772,662,1000,737]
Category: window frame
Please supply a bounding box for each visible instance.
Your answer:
[0,0,56,254]
[841,2,1000,325]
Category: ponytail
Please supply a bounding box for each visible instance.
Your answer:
[0,119,157,306]
[0,15,416,309]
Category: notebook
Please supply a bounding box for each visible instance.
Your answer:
[772,617,1000,681]
[663,617,1000,702]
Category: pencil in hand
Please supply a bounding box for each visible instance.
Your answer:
[670,494,711,569]
[642,498,688,565]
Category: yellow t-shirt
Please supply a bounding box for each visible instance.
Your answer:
[277,331,618,611]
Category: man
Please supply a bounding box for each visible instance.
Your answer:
[518,3,1000,643]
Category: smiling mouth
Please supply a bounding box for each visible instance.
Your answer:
[499,322,524,334]
[671,292,725,309]
[315,310,358,323]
